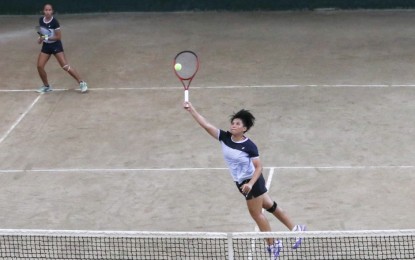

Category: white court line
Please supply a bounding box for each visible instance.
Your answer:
[265,167,275,190]
[0,89,68,92]
[0,167,228,173]
[273,165,415,170]
[0,95,42,145]
[74,84,415,91]
[0,165,414,174]
[2,84,415,92]
[200,84,415,89]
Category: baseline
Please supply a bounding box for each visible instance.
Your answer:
[2,84,415,92]
[0,165,413,174]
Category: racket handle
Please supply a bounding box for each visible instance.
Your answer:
[184,90,189,103]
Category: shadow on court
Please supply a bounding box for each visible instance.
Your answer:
[0,11,414,232]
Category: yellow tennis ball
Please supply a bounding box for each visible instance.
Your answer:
[175,63,182,71]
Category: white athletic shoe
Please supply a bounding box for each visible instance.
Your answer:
[292,224,306,249]
[80,81,88,93]
[267,240,282,259]
[36,85,52,93]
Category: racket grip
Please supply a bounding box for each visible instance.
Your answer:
[184,90,189,103]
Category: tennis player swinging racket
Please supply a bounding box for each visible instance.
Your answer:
[183,103,306,259]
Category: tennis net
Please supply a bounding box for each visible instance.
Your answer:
[0,229,414,259]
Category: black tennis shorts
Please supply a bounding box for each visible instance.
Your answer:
[235,174,267,200]
[41,41,64,55]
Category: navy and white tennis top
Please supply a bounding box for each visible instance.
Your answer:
[218,129,259,184]
[39,16,60,44]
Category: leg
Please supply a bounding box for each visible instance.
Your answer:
[262,193,295,230]
[246,195,274,245]
[54,52,83,83]
[262,193,306,249]
[248,195,283,259]
[37,52,51,86]
[54,52,88,92]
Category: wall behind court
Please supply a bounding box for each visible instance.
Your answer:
[0,0,414,14]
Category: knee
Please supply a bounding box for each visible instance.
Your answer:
[265,201,278,213]
[62,64,71,72]
[251,212,266,222]
[248,208,265,220]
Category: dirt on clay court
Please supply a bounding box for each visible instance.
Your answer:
[0,11,414,232]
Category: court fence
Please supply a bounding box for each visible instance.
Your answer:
[1,0,415,14]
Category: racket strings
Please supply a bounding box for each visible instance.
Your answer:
[175,52,198,79]
[36,26,52,37]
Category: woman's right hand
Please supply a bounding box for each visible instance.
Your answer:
[183,101,193,111]
[37,37,43,44]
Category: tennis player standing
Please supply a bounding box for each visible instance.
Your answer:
[36,4,88,93]
[184,101,305,259]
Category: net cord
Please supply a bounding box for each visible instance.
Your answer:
[1,228,414,239]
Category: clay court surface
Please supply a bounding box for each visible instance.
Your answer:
[0,11,414,233]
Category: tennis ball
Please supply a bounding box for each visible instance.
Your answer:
[174,63,182,71]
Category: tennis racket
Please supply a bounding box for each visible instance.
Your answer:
[173,51,199,107]
[35,26,52,40]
